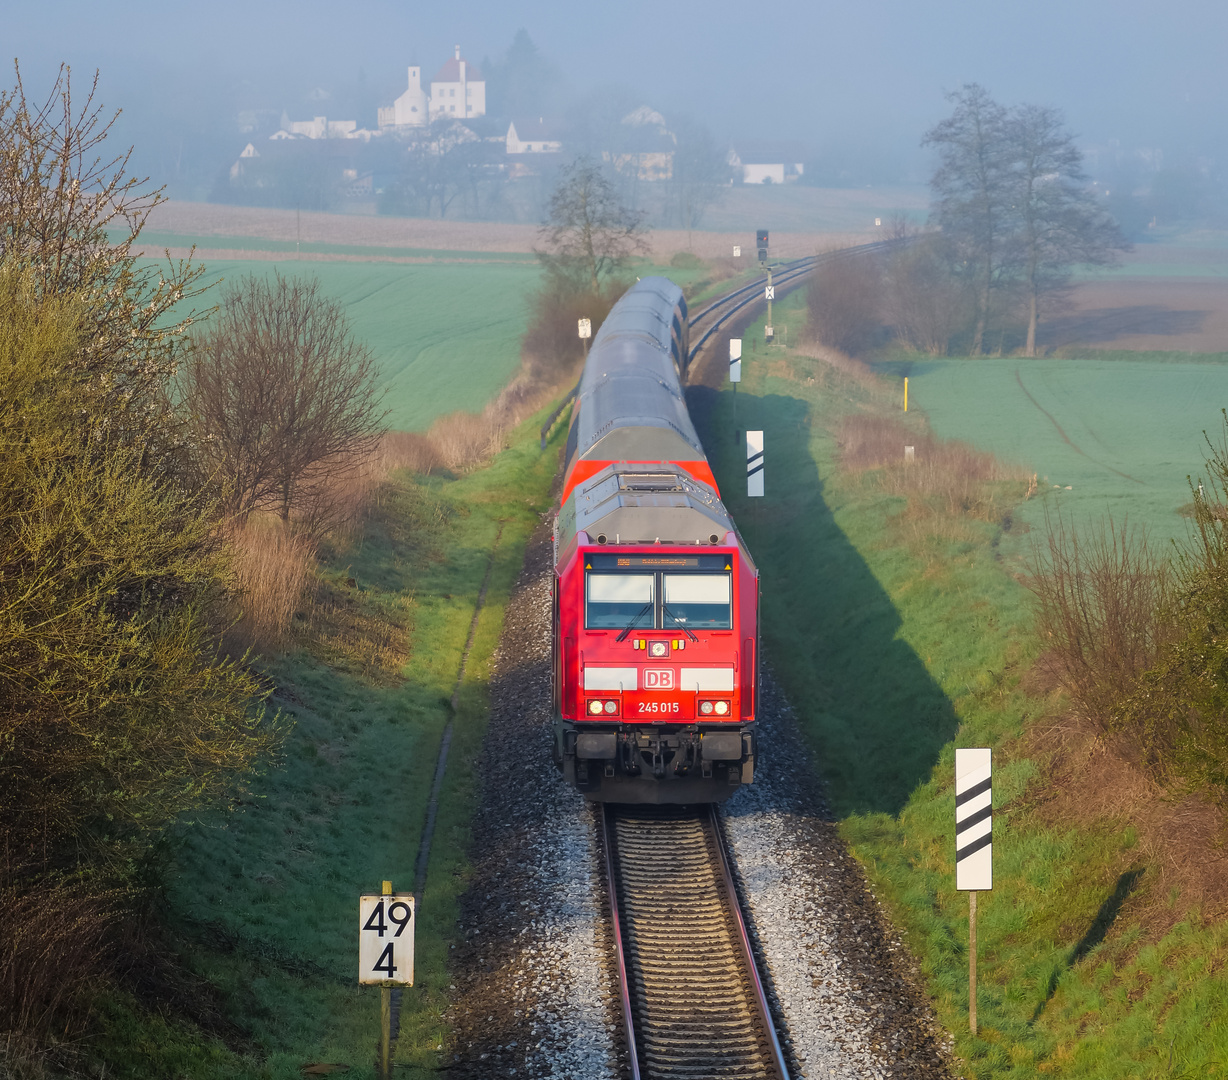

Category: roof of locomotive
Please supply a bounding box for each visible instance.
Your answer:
[555,463,748,562]
[569,277,703,466]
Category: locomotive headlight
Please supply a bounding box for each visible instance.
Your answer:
[588,700,604,715]
[714,700,730,716]
[648,640,669,658]
[699,700,715,715]
[603,699,618,715]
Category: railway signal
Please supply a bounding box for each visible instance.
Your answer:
[747,431,764,497]
[955,749,992,1035]
[755,229,768,264]
[360,881,415,1079]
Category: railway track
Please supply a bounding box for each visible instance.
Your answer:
[602,804,790,1080]
[685,239,904,377]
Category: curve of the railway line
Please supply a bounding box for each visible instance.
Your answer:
[446,249,953,1080]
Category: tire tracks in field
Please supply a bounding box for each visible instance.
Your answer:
[1014,366,1144,485]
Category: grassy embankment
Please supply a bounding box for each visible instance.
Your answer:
[700,287,1228,1078]
[86,407,565,1079]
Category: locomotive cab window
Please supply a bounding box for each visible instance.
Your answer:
[585,563,732,630]
[663,573,732,629]
[586,573,655,629]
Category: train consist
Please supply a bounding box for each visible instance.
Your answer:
[551,277,759,803]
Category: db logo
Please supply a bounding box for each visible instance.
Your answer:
[643,668,674,690]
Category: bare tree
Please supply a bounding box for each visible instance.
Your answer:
[923,84,1014,355]
[181,273,387,529]
[0,63,206,429]
[536,157,648,295]
[1011,104,1129,355]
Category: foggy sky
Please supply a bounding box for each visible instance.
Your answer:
[9,0,1228,187]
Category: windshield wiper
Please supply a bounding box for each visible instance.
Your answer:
[663,605,698,642]
[615,602,654,642]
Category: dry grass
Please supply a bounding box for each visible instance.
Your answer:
[224,519,316,656]
[0,879,122,1048]
[1025,711,1228,934]
[836,412,1032,519]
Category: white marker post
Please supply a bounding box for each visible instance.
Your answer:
[578,317,592,361]
[747,431,764,497]
[955,749,992,1035]
[361,882,415,1079]
[733,244,741,257]
[729,338,742,383]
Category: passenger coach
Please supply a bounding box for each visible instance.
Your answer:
[551,277,760,803]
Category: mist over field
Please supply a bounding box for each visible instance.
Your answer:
[9,0,1228,217]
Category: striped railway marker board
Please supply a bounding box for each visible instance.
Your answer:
[955,748,992,889]
[729,337,742,383]
[746,431,764,497]
[955,747,991,1036]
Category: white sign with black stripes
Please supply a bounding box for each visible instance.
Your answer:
[746,431,764,497]
[955,748,992,891]
[765,285,775,300]
[729,338,742,383]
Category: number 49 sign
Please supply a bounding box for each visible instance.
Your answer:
[359,893,415,985]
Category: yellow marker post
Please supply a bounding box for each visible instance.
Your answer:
[904,376,909,412]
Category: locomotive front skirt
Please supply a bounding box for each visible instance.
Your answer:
[551,277,760,803]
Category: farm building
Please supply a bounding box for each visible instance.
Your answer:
[506,117,564,154]
[728,142,807,184]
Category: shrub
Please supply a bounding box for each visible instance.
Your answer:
[1028,512,1174,732]
[180,272,388,533]
[1118,419,1228,796]
[0,265,279,1040]
[807,251,882,356]
[881,237,969,356]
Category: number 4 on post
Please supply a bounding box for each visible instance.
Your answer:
[359,893,415,986]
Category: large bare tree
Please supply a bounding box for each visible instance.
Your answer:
[923,84,1013,355]
[1011,103,1128,355]
[181,273,387,530]
[536,157,648,295]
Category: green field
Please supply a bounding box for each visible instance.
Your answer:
[887,355,1228,551]
[152,251,721,433]
[174,259,538,431]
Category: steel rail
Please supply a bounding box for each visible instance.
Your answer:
[602,804,789,1080]
[687,256,816,327]
[601,805,642,1080]
[709,804,791,1079]
[686,239,903,365]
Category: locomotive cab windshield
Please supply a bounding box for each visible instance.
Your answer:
[585,562,732,631]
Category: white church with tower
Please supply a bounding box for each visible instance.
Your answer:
[378,46,486,130]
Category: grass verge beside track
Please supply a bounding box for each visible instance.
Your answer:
[85,409,564,1079]
[697,288,1228,1078]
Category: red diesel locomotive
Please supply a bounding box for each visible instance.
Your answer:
[551,277,759,803]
